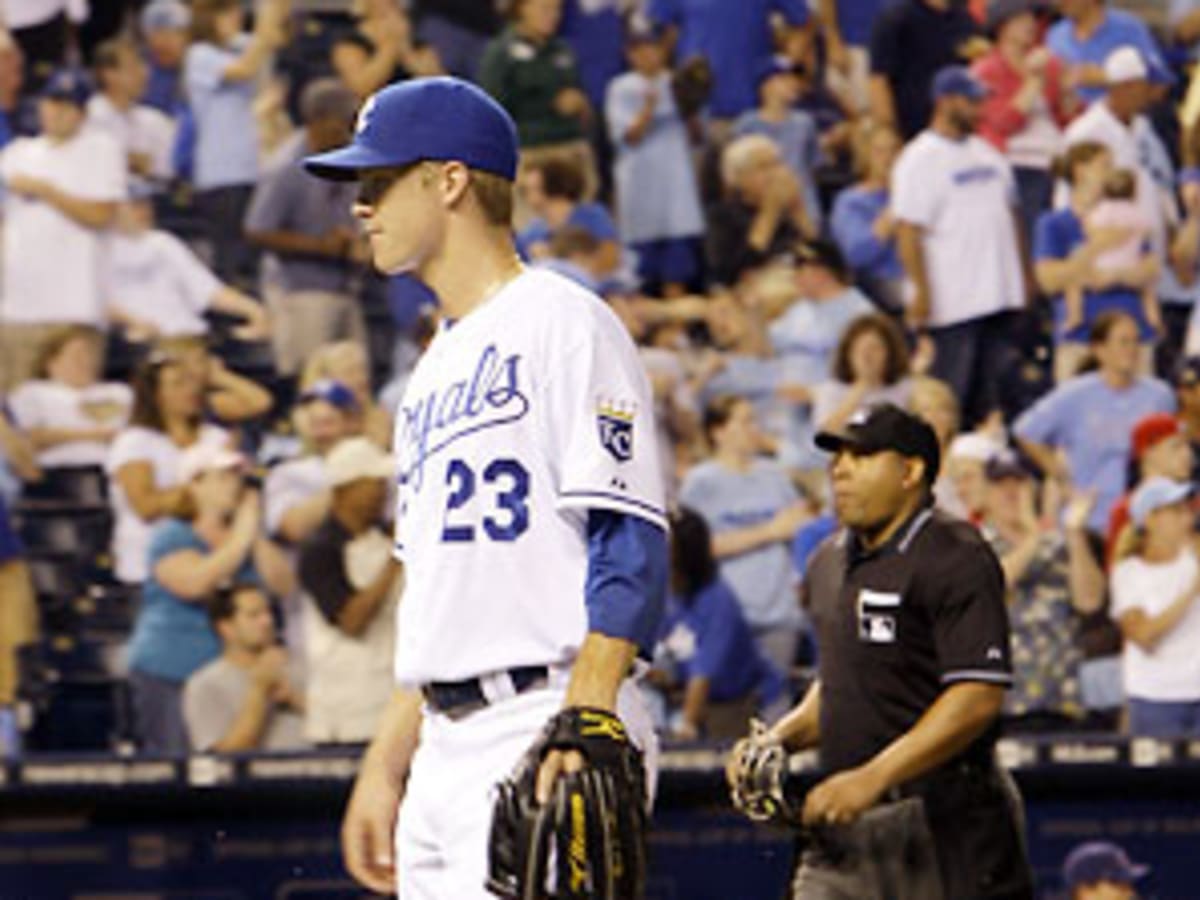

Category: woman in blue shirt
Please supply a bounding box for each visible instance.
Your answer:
[1034,140,1160,382]
[127,442,290,754]
[830,123,904,312]
[654,508,786,740]
[184,0,289,285]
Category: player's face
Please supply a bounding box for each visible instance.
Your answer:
[354,164,445,275]
[830,448,920,530]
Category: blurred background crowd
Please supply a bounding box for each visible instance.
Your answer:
[1,0,1200,761]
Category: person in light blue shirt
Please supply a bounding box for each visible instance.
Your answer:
[605,20,704,294]
[646,0,809,120]
[732,56,823,232]
[653,507,787,739]
[1046,0,1165,104]
[831,122,904,310]
[127,442,283,755]
[1015,311,1176,533]
[184,0,287,284]
[768,241,874,470]
[679,396,812,677]
[769,241,875,389]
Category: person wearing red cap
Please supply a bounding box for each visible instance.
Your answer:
[1105,412,1194,565]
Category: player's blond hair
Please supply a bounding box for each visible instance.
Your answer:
[411,161,513,227]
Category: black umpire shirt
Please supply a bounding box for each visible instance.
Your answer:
[803,505,1013,776]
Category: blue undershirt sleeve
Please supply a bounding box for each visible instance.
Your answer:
[585,509,668,657]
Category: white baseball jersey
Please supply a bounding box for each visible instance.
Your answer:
[391,268,666,685]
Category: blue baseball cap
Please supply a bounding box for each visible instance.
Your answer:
[931,65,988,101]
[299,378,360,412]
[1130,476,1194,527]
[304,77,519,182]
[1062,841,1149,888]
[41,67,93,107]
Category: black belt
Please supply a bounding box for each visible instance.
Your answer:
[422,665,550,718]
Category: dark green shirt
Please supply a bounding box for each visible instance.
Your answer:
[477,26,584,147]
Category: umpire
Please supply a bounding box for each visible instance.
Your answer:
[730,403,1033,899]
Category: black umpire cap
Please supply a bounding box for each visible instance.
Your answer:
[815,403,942,484]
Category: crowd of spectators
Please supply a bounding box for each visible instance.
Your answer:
[3,0,1200,756]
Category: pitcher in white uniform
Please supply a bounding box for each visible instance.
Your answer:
[304,77,669,898]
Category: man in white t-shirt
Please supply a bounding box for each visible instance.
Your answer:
[0,67,125,390]
[88,38,177,188]
[893,65,1027,428]
[106,192,267,341]
[1063,46,1168,255]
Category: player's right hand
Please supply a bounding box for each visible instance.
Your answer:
[341,762,401,895]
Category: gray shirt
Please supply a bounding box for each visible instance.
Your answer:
[243,135,360,294]
[183,656,308,753]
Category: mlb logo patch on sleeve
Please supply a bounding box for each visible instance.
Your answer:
[596,398,636,462]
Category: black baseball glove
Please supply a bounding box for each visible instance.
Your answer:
[486,707,647,900]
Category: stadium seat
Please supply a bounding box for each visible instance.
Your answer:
[16,507,113,567]
[22,465,109,506]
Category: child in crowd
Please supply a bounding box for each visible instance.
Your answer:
[1065,168,1161,335]
[605,18,704,296]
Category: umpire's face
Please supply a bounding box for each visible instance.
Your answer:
[830,447,925,532]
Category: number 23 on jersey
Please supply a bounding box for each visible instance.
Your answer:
[440,457,530,543]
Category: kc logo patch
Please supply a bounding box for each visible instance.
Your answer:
[597,398,635,463]
[857,589,901,644]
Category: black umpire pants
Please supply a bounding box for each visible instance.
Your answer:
[792,762,1033,900]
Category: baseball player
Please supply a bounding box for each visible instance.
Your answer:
[304,77,668,899]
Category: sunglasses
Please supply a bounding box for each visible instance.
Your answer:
[356,165,417,208]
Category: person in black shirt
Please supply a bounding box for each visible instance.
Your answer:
[728,403,1033,900]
